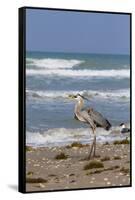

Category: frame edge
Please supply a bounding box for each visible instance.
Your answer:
[18,7,26,193]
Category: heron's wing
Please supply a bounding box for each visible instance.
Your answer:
[79,110,96,129]
[87,108,111,130]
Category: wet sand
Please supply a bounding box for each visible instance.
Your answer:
[26,142,130,192]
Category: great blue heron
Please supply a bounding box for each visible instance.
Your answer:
[69,93,111,159]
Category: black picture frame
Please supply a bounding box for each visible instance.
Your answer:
[19,6,132,193]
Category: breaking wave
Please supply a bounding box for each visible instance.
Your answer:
[26,58,84,69]
[26,89,130,101]
[26,125,130,147]
[26,68,130,78]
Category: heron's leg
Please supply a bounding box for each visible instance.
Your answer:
[93,134,96,157]
[87,139,94,160]
[87,128,95,160]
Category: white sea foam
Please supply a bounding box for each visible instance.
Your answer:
[26,89,130,101]
[26,126,130,147]
[26,68,130,78]
[26,58,84,69]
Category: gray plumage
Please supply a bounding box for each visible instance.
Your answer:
[75,107,111,130]
[71,93,111,159]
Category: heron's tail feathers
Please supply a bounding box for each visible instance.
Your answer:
[105,119,111,131]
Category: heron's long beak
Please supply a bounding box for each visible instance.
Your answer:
[68,94,90,101]
[68,94,76,99]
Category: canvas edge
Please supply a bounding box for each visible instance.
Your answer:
[18,6,132,194]
[18,7,26,193]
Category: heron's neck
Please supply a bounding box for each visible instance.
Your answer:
[75,99,84,113]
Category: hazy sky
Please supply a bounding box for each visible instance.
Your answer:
[26,8,130,54]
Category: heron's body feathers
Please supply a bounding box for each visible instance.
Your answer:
[74,106,111,130]
[87,108,111,130]
[75,110,96,129]
[73,94,111,131]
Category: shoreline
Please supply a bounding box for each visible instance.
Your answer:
[26,140,130,192]
[26,126,130,148]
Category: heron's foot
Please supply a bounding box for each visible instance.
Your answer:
[86,154,100,160]
[81,156,92,161]
[93,154,101,158]
[86,155,93,160]
[86,157,92,160]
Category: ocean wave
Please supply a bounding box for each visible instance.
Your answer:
[26,125,130,147]
[26,89,130,101]
[26,68,130,78]
[26,58,84,69]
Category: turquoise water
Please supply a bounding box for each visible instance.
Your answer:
[26,51,130,146]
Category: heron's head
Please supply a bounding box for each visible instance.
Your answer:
[68,93,89,101]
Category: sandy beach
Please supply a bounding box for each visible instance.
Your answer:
[26,140,130,192]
